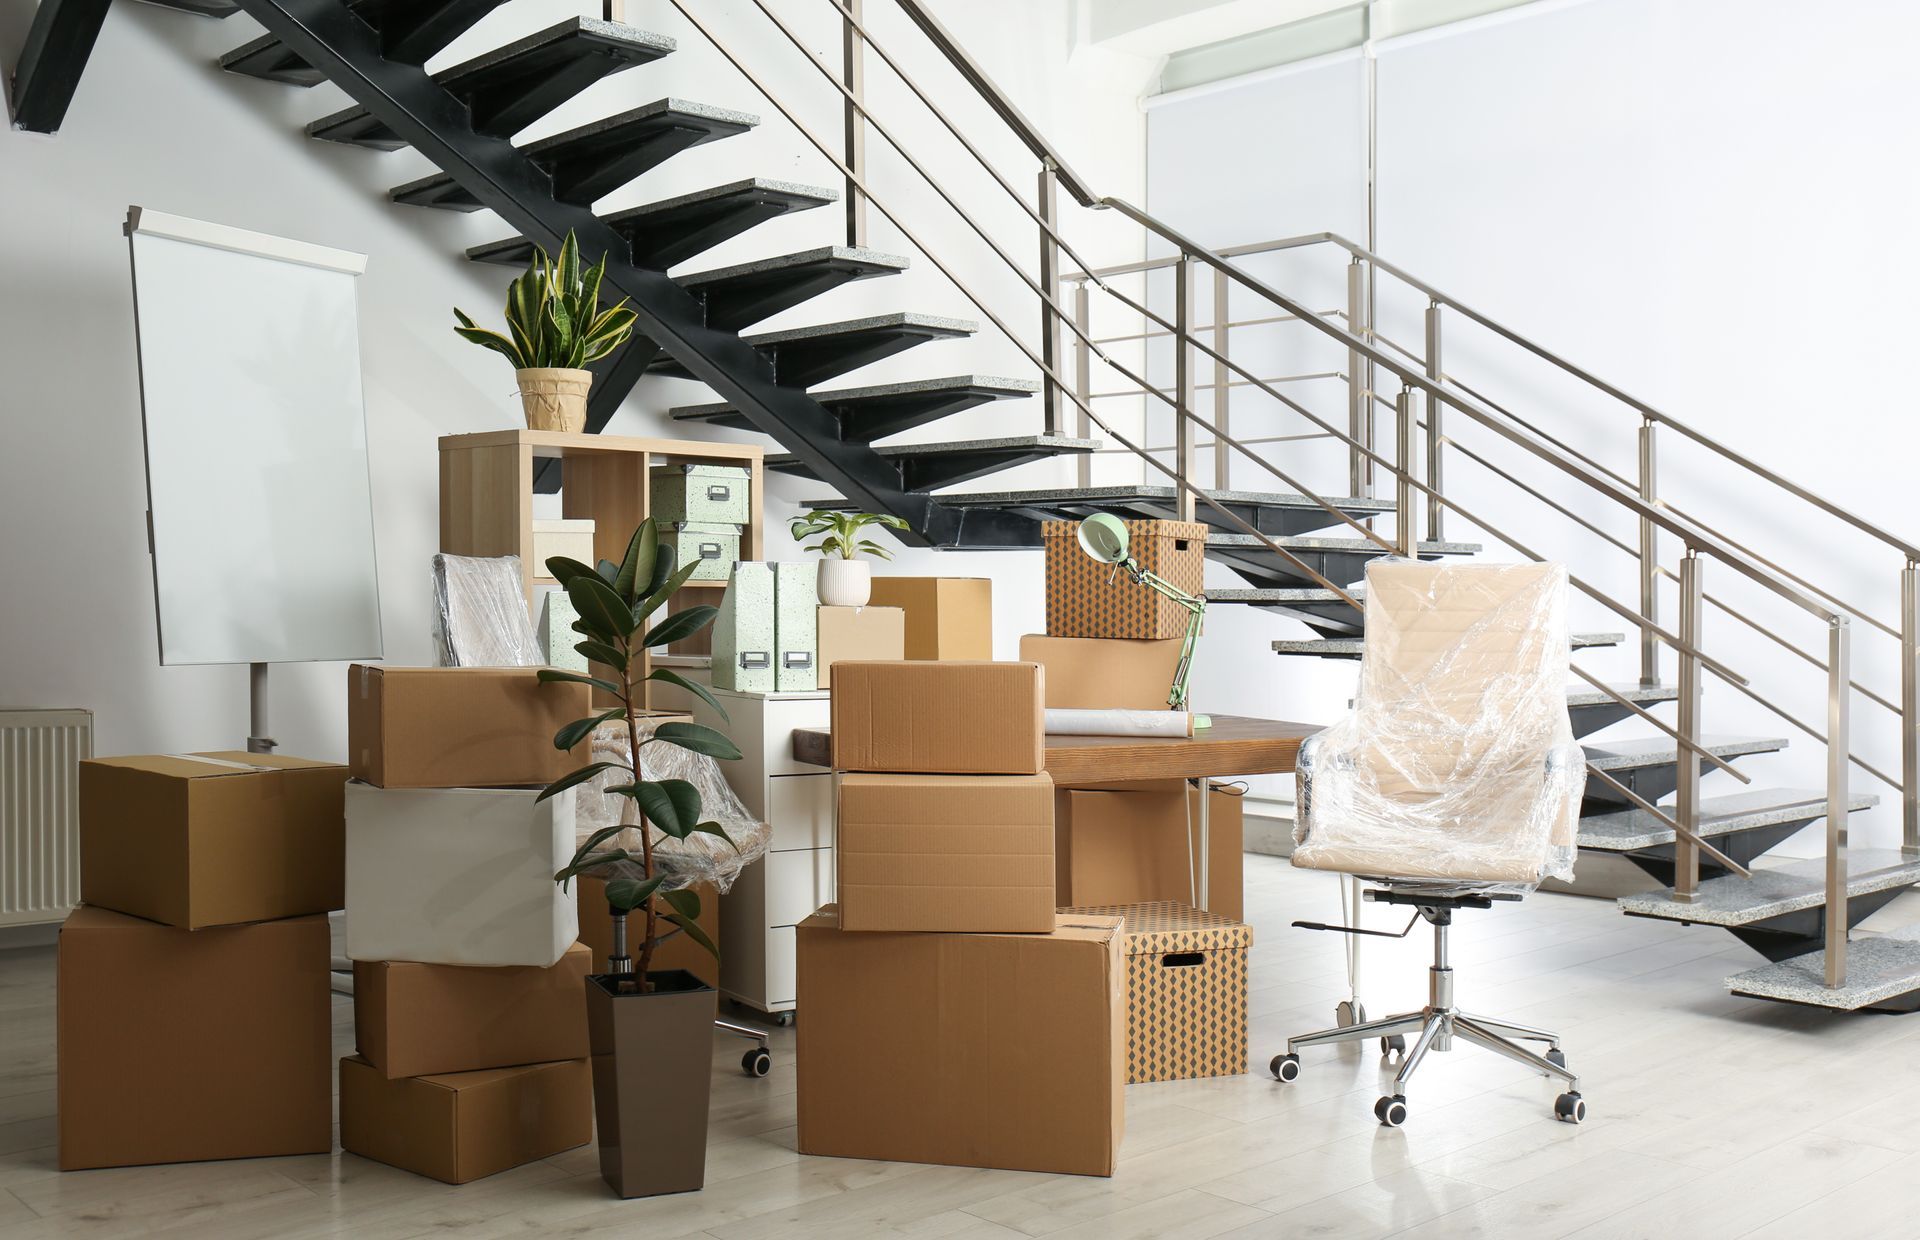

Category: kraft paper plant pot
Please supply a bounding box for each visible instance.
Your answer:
[817,558,871,608]
[516,367,593,433]
[584,969,716,1198]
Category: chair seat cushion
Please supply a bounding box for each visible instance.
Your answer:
[1291,836,1567,886]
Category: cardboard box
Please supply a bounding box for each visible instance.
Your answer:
[532,518,595,578]
[796,907,1124,1176]
[339,1055,591,1185]
[1055,781,1244,922]
[1043,519,1207,639]
[830,661,1044,775]
[868,577,993,661]
[712,562,775,692]
[58,907,331,1170]
[650,462,751,525]
[78,752,346,929]
[577,875,720,988]
[816,605,904,689]
[1017,633,1185,711]
[346,784,578,968]
[774,561,819,690]
[1062,901,1250,1083]
[347,665,591,789]
[354,944,591,1079]
[837,773,1055,933]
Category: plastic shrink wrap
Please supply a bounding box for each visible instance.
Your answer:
[1291,559,1584,887]
[432,554,543,668]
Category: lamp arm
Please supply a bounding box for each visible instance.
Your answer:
[1130,565,1207,614]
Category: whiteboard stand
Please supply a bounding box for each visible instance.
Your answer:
[248,662,276,754]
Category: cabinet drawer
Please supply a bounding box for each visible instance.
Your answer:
[763,697,833,776]
[763,925,797,1008]
[768,773,833,852]
[766,848,834,928]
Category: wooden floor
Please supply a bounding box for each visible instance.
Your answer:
[8,855,1920,1238]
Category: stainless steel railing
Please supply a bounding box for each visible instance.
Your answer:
[652,0,1911,991]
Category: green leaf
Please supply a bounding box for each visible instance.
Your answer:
[557,231,581,299]
[635,557,699,623]
[453,324,526,369]
[595,558,620,584]
[691,819,738,851]
[603,874,666,914]
[543,556,598,587]
[567,570,637,638]
[554,847,648,886]
[646,668,728,722]
[537,760,628,802]
[660,910,718,960]
[555,708,624,752]
[650,721,743,761]
[574,640,628,672]
[643,542,680,597]
[633,779,702,838]
[643,605,717,650]
[659,887,701,923]
[615,521,657,604]
[536,668,624,696]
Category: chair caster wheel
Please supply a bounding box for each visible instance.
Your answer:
[1271,1053,1300,1083]
[1374,1094,1408,1127]
[1554,1091,1586,1124]
[742,1047,771,1078]
[1381,1034,1406,1058]
[1336,1000,1366,1027]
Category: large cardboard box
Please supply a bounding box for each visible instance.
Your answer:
[346,784,578,968]
[577,875,720,987]
[1017,634,1185,711]
[1062,901,1250,1083]
[796,907,1124,1176]
[816,605,904,689]
[868,577,993,661]
[339,1055,591,1185]
[1043,519,1207,639]
[347,665,590,789]
[1055,781,1244,921]
[831,661,1044,775]
[354,944,591,1078]
[58,907,331,1170]
[78,751,346,929]
[838,773,1055,932]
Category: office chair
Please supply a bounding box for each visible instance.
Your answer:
[1270,560,1588,1126]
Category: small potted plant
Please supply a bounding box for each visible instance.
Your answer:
[538,518,742,1199]
[454,231,637,433]
[789,508,910,607]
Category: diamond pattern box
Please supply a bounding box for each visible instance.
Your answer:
[1042,519,1206,639]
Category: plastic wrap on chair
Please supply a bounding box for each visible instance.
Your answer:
[575,715,769,894]
[1291,559,1585,887]
[432,553,543,668]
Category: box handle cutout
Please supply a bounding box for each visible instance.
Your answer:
[1159,952,1205,969]
[706,485,731,501]
[783,652,814,668]
[699,543,723,558]
[739,652,771,669]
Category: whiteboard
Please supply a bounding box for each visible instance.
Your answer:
[127,208,384,666]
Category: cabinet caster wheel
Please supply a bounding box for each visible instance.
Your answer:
[1381,1034,1406,1058]
[1271,1053,1300,1083]
[773,1012,795,1028]
[1335,999,1366,1027]
[1554,1091,1585,1124]
[1374,1094,1408,1127]
[742,1047,772,1078]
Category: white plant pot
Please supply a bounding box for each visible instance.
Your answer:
[817,558,872,608]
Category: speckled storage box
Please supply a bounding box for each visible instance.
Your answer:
[651,463,751,525]
[711,562,774,692]
[773,561,819,691]
[667,522,742,582]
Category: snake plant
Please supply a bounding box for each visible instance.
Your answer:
[454,231,638,370]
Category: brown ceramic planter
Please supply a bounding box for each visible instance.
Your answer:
[583,969,716,1198]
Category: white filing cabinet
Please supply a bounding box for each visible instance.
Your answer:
[694,686,833,1020]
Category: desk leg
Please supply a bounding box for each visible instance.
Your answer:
[1195,778,1211,912]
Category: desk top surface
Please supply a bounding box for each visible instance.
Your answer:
[790,714,1319,782]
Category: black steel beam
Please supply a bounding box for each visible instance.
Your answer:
[233,0,1031,548]
[10,0,113,134]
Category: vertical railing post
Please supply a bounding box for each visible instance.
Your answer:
[1394,385,1415,557]
[1073,280,1091,488]
[1037,161,1061,436]
[1826,612,1852,988]
[1673,550,1703,903]
[1346,257,1370,497]
[1903,562,1918,858]
[1175,255,1196,520]
[1638,419,1660,687]
[603,1,623,21]
[841,0,866,248]
[1213,268,1231,491]
[1423,301,1444,541]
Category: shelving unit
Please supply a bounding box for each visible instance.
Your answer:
[439,429,764,708]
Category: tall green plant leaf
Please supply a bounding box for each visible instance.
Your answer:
[603,874,666,914]
[646,668,727,722]
[574,640,628,672]
[536,760,628,803]
[567,570,637,638]
[632,778,702,838]
[614,520,657,603]
[535,669,623,697]
[555,708,624,753]
[635,558,699,624]
[650,721,743,761]
[543,556,598,586]
[643,605,717,650]
[660,909,718,960]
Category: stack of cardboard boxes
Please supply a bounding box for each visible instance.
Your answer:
[338,664,596,1183]
[798,660,1127,1177]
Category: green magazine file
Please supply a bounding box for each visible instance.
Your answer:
[710,562,775,692]
[773,562,820,691]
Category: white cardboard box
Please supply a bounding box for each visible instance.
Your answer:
[531,519,595,579]
[346,784,578,967]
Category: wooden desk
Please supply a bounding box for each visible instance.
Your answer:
[789,715,1320,912]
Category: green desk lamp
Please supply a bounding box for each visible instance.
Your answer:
[1075,513,1211,729]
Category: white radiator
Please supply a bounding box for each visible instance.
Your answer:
[0,709,92,927]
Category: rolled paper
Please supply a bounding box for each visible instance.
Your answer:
[1044,708,1195,738]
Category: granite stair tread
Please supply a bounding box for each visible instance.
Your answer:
[1578,788,1880,852]
[1583,734,1786,771]
[1273,631,1623,658]
[1727,936,1920,1011]
[1619,848,1920,926]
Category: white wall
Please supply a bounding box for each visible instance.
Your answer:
[1146,0,1920,848]
[0,0,1147,762]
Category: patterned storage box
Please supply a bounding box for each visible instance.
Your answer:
[711,562,774,692]
[1043,519,1206,639]
[1063,900,1250,1083]
[651,463,751,525]
[667,521,743,582]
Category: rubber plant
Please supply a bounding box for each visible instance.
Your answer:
[540,518,742,991]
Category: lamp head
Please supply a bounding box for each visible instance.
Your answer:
[1076,513,1130,565]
